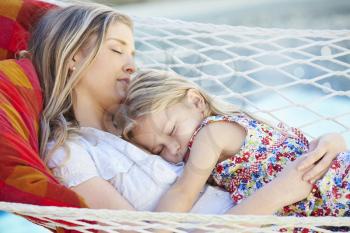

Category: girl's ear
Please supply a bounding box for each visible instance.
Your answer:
[186,89,206,111]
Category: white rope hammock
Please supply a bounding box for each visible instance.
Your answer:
[0,202,350,233]
[1,16,350,232]
[133,16,350,145]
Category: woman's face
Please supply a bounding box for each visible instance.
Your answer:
[74,22,135,113]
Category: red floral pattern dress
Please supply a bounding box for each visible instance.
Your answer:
[187,114,350,217]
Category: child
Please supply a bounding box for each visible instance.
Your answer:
[115,69,350,217]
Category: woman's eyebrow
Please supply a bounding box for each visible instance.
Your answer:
[107,37,127,45]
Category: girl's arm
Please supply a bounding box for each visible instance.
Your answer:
[227,133,347,215]
[72,177,135,210]
[155,121,246,212]
[154,120,316,215]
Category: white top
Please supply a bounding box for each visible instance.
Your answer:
[47,127,233,213]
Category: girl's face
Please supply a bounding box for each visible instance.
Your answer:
[131,90,207,164]
[74,22,136,113]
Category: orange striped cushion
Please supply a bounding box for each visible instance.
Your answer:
[0,59,88,232]
[0,0,55,60]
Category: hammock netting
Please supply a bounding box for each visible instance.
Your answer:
[1,15,350,233]
[133,16,350,146]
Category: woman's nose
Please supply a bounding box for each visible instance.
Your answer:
[123,58,136,74]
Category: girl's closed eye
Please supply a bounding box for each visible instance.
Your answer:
[170,125,176,136]
[153,126,176,155]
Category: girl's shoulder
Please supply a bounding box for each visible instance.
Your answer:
[198,113,253,130]
[187,113,248,151]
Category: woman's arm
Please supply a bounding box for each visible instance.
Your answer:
[49,141,136,211]
[72,177,135,210]
[155,121,246,212]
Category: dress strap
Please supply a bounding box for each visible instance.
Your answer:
[277,122,310,149]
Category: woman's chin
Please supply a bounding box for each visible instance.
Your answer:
[114,91,126,104]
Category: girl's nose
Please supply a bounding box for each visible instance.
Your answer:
[167,140,180,156]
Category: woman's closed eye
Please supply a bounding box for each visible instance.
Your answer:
[111,49,123,54]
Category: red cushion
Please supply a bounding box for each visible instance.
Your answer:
[0,0,55,60]
[0,58,88,232]
[0,1,89,231]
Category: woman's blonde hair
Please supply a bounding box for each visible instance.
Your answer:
[27,3,133,161]
[116,69,246,141]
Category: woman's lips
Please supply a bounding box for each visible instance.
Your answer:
[117,77,130,84]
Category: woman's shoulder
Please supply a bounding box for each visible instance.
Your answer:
[46,133,90,167]
[47,126,125,162]
[47,129,98,168]
[46,131,100,188]
[47,127,138,183]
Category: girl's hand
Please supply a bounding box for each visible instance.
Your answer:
[225,156,314,215]
[297,133,347,183]
[272,156,314,207]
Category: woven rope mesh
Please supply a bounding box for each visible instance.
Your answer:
[0,202,349,233]
[1,17,350,233]
[133,16,350,146]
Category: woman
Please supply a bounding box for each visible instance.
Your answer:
[27,2,347,214]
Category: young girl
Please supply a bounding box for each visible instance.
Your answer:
[116,69,349,217]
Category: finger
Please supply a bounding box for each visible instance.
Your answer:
[297,146,326,171]
[305,168,327,183]
[302,157,330,181]
[308,139,318,152]
[297,159,315,172]
[308,172,325,184]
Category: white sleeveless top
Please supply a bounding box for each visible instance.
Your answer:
[47,127,233,213]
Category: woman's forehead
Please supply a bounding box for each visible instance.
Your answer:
[106,23,134,46]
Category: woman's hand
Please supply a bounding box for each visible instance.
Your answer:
[297,133,347,183]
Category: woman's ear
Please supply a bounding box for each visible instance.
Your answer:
[68,50,84,72]
[186,89,206,111]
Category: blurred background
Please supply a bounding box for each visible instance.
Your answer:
[1,0,349,232]
[113,0,350,29]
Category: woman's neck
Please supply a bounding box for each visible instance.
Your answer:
[73,95,105,130]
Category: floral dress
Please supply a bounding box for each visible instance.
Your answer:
[186,114,350,217]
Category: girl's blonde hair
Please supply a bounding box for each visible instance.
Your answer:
[116,69,246,141]
[27,3,133,161]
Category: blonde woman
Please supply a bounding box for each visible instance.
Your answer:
[28,2,346,214]
[29,2,234,213]
[116,69,349,216]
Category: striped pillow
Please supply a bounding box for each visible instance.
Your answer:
[0,0,55,60]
